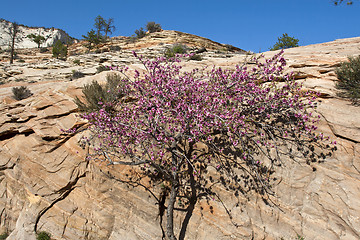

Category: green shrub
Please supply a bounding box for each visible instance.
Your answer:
[146,22,162,33]
[109,45,121,52]
[40,47,48,53]
[134,28,146,39]
[127,36,137,44]
[73,59,81,65]
[12,86,33,100]
[27,34,46,48]
[17,59,25,63]
[0,232,8,240]
[74,73,126,112]
[270,33,299,51]
[52,40,67,59]
[36,231,51,240]
[223,44,237,52]
[71,70,85,79]
[82,29,102,50]
[335,55,360,104]
[97,65,108,73]
[189,54,202,61]
[296,234,305,240]
[164,44,187,58]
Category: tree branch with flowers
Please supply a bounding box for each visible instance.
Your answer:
[77,51,336,240]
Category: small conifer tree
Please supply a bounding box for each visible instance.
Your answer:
[270,33,299,51]
[52,40,67,59]
[82,30,101,50]
[134,27,146,39]
[146,22,162,33]
[27,34,46,48]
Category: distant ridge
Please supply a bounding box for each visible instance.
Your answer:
[0,18,74,49]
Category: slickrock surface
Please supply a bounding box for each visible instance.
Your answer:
[67,30,245,54]
[0,30,245,86]
[0,35,359,239]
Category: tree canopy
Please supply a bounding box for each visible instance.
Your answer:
[334,0,354,5]
[270,33,299,51]
[75,52,335,240]
[27,34,46,48]
[82,29,101,49]
[5,21,22,64]
[146,21,162,33]
[93,15,115,39]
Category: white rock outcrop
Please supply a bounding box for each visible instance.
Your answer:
[0,19,73,49]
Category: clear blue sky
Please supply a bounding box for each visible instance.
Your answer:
[1,0,359,52]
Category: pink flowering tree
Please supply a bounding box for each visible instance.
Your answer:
[80,51,335,240]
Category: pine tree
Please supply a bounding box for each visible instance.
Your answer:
[5,21,22,64]
[52,40,67,59]
[27,34,46,48]
[82,29,101,50]
[270,33,299,51]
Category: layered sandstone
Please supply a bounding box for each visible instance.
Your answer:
[0,35,359,240]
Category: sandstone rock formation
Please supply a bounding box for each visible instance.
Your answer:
[0,35,359,240]
[66,30,245,56]
[0,19,73,49]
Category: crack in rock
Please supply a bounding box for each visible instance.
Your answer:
[34,168,87,233]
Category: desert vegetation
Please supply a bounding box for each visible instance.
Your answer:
[134,27,146,39]
[71,70,85,79]
[27,34,46,48]
[82,29,101,50]
[0,232,8,240]
[74,73,125,112]
[96,65,108,73]
[82,15,115,49]
[270,33,299,51]
[130,21,162,41]
[188,54,202,61]
[36,231,51,240]
[164,44,187,58]
[52,40,67,59]
[4,21,22,64]
[146,21,162,33]
[74,51,335,240]
[12,86,33,100]
[335,55,360,104]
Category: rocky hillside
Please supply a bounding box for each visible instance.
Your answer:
[0,34,359,240]
[0,19,73,49]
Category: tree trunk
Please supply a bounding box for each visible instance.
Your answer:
[179,151,197,240]
[10,32,15,64]
[9,22,18,64]
[166,183,178,240]
[178,180,197,240]
[166,138,181,240]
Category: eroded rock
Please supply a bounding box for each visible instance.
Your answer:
[0,35,359,240]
